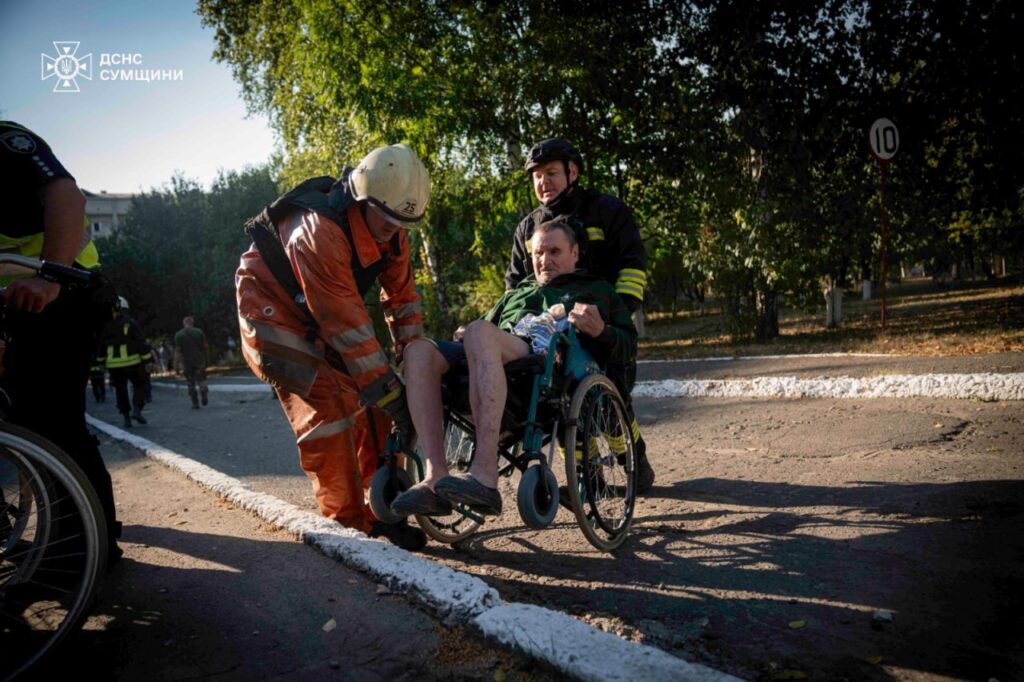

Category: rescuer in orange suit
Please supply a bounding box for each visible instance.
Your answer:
[236,144,430,550]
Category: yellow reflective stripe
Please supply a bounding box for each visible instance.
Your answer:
[298,413,357,444]
[240,317,323,360]
[386,300,422,321]
[0,232,40,250]
[631,418,641,440]
[608,433,628,455]
[619,268,647,283]
[328,322,376,350]
[586,226,604,241]
[395,324,422,341]
[616,282,644,298]
[344,349,388,376]
[1,230,99,285]
[76,240,100,269]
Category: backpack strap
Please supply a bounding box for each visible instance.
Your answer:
[244,174,359,375]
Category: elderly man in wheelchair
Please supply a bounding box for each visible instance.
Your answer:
[375,219,639,551]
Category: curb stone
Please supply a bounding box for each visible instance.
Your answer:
[86,415,738,681]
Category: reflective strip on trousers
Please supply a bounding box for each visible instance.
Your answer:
[241,317,323,358]
[240,317,323,396]
[297,413,358,444]
[327,322,376,351]
[344,348,388,376]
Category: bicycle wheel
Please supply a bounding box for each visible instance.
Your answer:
[563,374,637,552]
[409,417,481,544]
[0,423,108,679]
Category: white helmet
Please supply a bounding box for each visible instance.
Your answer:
[117,296,129,310]
[348,144,430,223]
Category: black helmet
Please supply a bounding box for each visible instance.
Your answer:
[524,138,583,176]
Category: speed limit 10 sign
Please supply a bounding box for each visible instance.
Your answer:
[869,118,899,161]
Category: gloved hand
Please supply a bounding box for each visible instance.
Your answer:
[360,369,415,452]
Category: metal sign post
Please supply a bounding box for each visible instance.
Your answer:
[869,118,899,329]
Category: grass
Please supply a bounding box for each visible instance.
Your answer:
[640,276,1024,359]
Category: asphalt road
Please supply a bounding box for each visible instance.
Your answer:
[79,354,1024,681]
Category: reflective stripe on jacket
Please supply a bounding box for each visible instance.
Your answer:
[98,319,152,369]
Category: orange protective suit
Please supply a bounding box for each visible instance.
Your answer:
[236,204,423,532]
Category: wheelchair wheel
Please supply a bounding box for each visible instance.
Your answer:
[0,423,108,679]
[368,465,413,525]
[516,465,559,529]
[408,419,481,544]
[563,374,637,552]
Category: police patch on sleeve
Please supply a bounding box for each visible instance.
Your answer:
[1,130,37,154]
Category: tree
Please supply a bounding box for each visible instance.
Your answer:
[196,0,1023,344]
[98,166,278,353]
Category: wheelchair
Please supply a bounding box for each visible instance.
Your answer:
[369,327,638,552]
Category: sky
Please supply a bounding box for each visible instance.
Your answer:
[0,0,277,194]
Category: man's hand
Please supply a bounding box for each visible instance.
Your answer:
[568,302,605,338]
[2,276,60,313]
[452,325,467,342]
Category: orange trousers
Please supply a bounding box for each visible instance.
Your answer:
[273,363,390,533]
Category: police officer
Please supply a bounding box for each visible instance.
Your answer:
[506,138,655,493]
[0,120,121,560]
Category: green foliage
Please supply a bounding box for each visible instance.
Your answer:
[97,166,278,354]
[187,0,1023,343]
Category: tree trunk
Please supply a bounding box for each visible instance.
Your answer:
[754,289,779,341]
[824,278,843,328]
[420,232,450,328]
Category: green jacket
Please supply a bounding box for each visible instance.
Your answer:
[174,326,208,370]
[484,270,636,366]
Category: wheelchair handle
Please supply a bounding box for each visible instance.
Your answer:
[0,254,94,286]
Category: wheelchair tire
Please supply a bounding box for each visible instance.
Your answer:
[516,465,559,530]
[563,374,637,552]
[368,465,413,525]
[1,423,108,679]
[408,419,481,544]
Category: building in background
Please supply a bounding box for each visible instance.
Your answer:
[84,190,134,239]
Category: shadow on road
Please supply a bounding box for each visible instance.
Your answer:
[429,477,1024,681]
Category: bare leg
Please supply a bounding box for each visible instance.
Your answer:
[461,320,530,487]
[403,339,451,488]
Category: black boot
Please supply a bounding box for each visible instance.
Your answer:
[200,387,208,406]
[369,519,427,551]
[122,414,132,428]
[189,387,199,409]
[635,437,655,494]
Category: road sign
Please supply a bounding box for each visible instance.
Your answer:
[869,118,899,161]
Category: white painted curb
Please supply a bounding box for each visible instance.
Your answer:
[476,604,738,681]
[87,415,737,681]
[635,372,1024,401]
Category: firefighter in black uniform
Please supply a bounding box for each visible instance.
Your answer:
[506,138,655,492]
[0,120,121,560]
[98,296,152,429]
